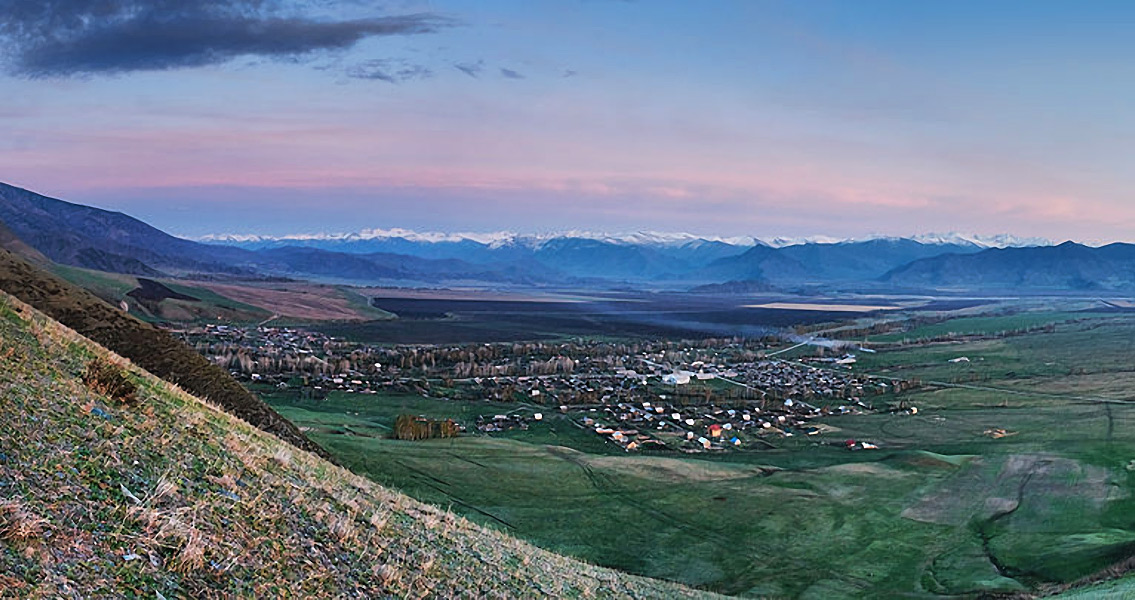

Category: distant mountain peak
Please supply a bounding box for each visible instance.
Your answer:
[759,235,846,248]
[906,232,1053,248]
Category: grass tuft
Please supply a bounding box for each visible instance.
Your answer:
[82,357,137,403]
[171,526,208,574]
[271,447,292,467]
[0,500,47,543]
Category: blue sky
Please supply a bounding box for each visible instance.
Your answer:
[2,0,1134,241]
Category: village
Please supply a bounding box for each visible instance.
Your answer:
[173,323,913,453]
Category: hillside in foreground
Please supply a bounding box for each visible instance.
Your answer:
[0,247,329,461]
[0,291,712,598]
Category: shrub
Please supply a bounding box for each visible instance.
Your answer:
[82,357,138,403]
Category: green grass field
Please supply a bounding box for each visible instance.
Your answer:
[263,308,1135,597]
[51,264,138,301]
[865,310,1093,344]
[271,391,958,597]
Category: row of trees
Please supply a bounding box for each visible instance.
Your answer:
[393,414,459,440]
[188,330,783,381]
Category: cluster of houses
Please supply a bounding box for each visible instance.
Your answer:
[466,372,648,406]
[177,324,895,404]
[183,323,331,358]
[475,412,542,433]
[456,354,892,409]
[724,360,891,400]
[573,395,870,453]
[175,324,910,454]
[174,324,398,395]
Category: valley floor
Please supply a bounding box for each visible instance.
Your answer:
[265,306,1135,598]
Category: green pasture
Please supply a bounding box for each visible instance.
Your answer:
[867,311,1095,344]
[51,264,137,301]
[264,309,1135,597]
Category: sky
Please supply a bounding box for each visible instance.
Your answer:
[2,0,1135,241]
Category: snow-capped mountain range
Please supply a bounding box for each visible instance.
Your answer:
[188,228,1059,285]
[3,179,1127,291]
[196,228,763,249]
[195,228,1050,250]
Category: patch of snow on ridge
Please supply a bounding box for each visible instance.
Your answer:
[908,232,1053,248]
[759,235,846,248]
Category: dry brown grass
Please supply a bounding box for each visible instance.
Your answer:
[82,357,138,403]
[223,431,266,471]
[368,510,390,532]
[128,506,213,574]
[327,513,358,544]
[374,563,401,587]
[189,281,373,321]
[271,447,292,467]
[0,500,47,543]
[152,474,178,503]
[0,573,26,592]
[170,526,208,574]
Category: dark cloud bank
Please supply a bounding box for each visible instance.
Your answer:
[0,0,450,77]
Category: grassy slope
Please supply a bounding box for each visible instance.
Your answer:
[49,265,138,304]
[339,287,396,321]
[865,311,1089,344]
[0,248,327,460]
[0,219,48,265]
[49,265,274,324]
[184,281,394,323]
[49,263,391,325]
[0,291,711,599]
